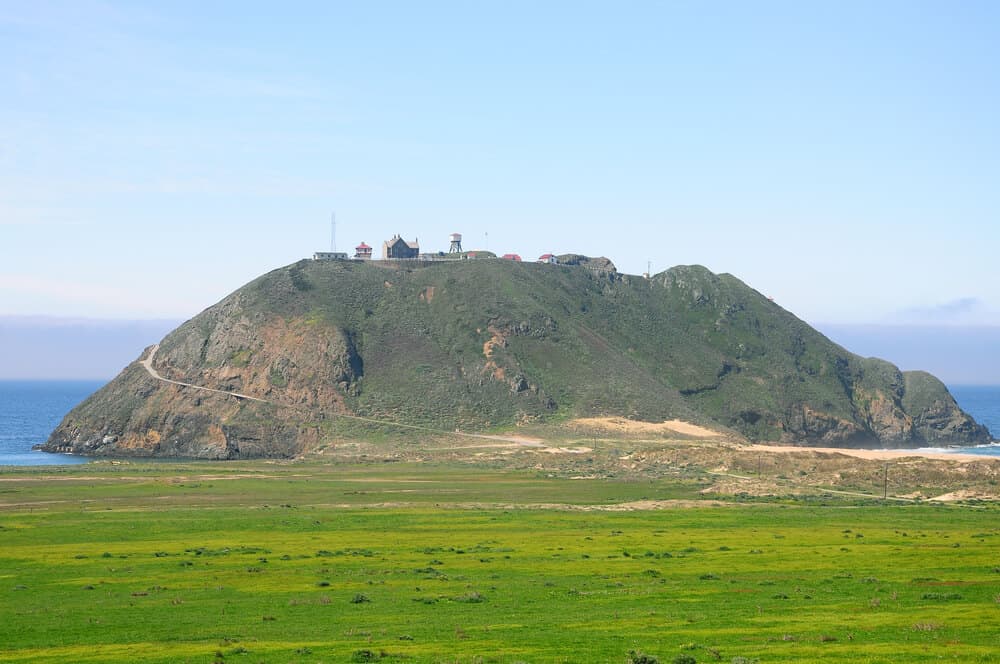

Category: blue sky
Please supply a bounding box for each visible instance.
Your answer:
[3,1,999,325]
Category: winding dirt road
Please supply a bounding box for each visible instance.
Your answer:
[137,345,547,446]
[140,345,270,403]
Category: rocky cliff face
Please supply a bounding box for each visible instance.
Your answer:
[43,259,992,458]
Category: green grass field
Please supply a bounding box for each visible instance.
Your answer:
[1,461,998,663]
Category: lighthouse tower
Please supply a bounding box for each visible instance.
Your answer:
[448,233,463,253]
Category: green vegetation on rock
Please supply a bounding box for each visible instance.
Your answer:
[43,259,990,458]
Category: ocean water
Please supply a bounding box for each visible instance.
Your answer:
[931,385,1000,456]
[0,381,102,466]
[0,381,998,466]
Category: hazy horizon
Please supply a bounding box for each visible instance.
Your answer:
[0,316,180,381]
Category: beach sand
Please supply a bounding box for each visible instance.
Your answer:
[747,444,993,463]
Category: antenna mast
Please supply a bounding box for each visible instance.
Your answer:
[330,212,337,252]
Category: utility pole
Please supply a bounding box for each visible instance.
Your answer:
[330,212,337,252]
[883,463,889,500]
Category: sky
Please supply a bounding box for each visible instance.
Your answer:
[2,1,1000,328]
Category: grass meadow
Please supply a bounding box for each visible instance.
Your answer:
[1,461,998,663]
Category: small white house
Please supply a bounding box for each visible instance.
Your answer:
[313,252,349,261]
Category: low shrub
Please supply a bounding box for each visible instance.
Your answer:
[913,622,942,632]
[453,591,485,603]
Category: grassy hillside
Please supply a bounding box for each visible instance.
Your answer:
[44,259,991,458]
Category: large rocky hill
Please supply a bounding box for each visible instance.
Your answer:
[43,258,991,458]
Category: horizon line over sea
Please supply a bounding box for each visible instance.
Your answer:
[0,380,998,467]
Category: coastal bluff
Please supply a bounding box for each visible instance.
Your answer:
[43,259,991,459]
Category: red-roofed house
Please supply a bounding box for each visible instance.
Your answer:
[501,253,522,262]
[538,253,558,264]
[354,242,373,260]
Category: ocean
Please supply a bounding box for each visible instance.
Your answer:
[937,385,1000,456]
[0,381,101,466]
[0,381,998,466]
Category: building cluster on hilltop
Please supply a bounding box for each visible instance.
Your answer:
[313,232,559,264]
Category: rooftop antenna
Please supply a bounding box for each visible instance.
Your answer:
[330,212,337,252]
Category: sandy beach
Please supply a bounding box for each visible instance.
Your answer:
[747,444,995,463]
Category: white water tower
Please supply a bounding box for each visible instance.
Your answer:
[449,233,463,253]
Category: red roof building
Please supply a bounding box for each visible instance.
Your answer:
[501,253,522,262]
[538,253,558,264]
[354,242,373,260]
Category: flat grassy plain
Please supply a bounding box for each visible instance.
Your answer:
[1,461,998,663]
